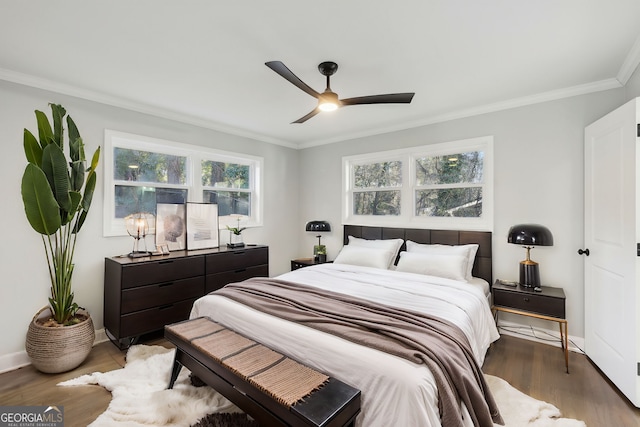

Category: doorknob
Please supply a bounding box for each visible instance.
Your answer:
[577,248,590,256]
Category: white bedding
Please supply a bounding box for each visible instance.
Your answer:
[190,263,500,427]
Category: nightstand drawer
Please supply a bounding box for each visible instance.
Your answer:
[493,289,565,318]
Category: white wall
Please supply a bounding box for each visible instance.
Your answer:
[297,89,627,340]
[0,80,300,362]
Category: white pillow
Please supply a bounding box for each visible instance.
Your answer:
[405,241,479,280]
[333,245,394,270]
[396,251,468,282]
[348,236,404,268]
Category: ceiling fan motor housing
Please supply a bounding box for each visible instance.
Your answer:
[318,61,338,76]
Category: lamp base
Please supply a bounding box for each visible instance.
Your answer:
[519,262,540,287]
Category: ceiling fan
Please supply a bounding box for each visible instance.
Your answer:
[265,61,415,124]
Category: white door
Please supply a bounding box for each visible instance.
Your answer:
[584,98,639,407]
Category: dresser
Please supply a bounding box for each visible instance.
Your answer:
[104,245,268,349]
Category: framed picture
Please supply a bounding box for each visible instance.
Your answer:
[156,203,186,251]
[186,202,219,250]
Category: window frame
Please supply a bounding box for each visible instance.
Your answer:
[342,136,493,231]
[104,130,263,237]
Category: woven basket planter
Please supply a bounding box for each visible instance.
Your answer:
[26,306,95,374]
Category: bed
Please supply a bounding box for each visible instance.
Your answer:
[190,226,501,427]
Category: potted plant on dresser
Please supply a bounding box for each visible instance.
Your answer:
[21,104,100,373]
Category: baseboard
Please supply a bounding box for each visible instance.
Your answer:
[0,351,31,375]
[496,318,585,354]
[0,328,109,375]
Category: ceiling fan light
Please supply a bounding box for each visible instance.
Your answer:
[318,91,339,112]
[319,102,338,112]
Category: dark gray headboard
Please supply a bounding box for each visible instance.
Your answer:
[343,225,493,284]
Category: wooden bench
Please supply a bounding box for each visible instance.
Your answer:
[165,317,361,427]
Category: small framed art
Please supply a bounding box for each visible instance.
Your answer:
[156,203,186,251]
[186,202,219,250]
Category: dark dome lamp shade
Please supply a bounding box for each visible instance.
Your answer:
[305,221,331,263]
[507,224,554,287]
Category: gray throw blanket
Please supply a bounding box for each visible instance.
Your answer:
[215,278,504,427]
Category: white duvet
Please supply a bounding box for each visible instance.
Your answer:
[190,263,500,427]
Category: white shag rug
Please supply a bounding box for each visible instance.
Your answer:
[59,345,586,427]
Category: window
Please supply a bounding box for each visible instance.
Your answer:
[104,130,263,236]
[353,160,402,216]
[343,136,493,230]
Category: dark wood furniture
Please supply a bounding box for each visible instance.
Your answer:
[492,280,568,372]
[104,245,268,349]
[165,318,361,427]
[291,257,332,271]
[343,225,493,284]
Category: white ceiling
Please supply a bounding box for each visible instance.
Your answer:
[2,1,640,149]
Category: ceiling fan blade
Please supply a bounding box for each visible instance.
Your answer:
[340,93,415,106]
[265,61,320,99]
[292,108,321,124]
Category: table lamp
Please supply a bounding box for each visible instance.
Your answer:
[507,224,553,287]
[125,212,154,258]
[305,220,331,263]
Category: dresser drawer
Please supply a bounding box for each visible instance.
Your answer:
[493,289,565,318]
[206,247,268,274]
[205,264,269,293]
[121,276,204,314]
[121,256,205,288]
[120,298,197,337]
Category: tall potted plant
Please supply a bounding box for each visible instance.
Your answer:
[21,104,100,373]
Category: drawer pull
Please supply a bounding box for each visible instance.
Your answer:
[235,268,247,273]
[159,304,174,310]
[233,251,246,256]
[158,260,174,265]
[158,282,174,288]
[523,297,530,302]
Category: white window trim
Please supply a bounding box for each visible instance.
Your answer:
[103,129,263,237]
[342,136,493,231]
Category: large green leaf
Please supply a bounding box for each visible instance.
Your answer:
[66,191,82,225]
[67,115,80,159]
[81,169,97,212]
[69,136,85,191]
[90,146,100,171]
[21,164,61,235]
[23,129,42,166]
[51,104,66,148]
[41,144,71,213]
[35,110,54,149]
[74,210,87,234]
[70,159,85,192]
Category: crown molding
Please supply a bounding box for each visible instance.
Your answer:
[0,68,297,150]
[0,68,625,151]
[617,34,640,85]
[298,78,623,149]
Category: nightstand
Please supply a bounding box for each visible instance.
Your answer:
[492,280,569,373]
[290,258,332,271]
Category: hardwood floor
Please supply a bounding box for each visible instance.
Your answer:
[0,334,638,426]
[483,334,640,426]
[0,334,171,427]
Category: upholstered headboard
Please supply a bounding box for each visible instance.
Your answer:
[343,225,493,284]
